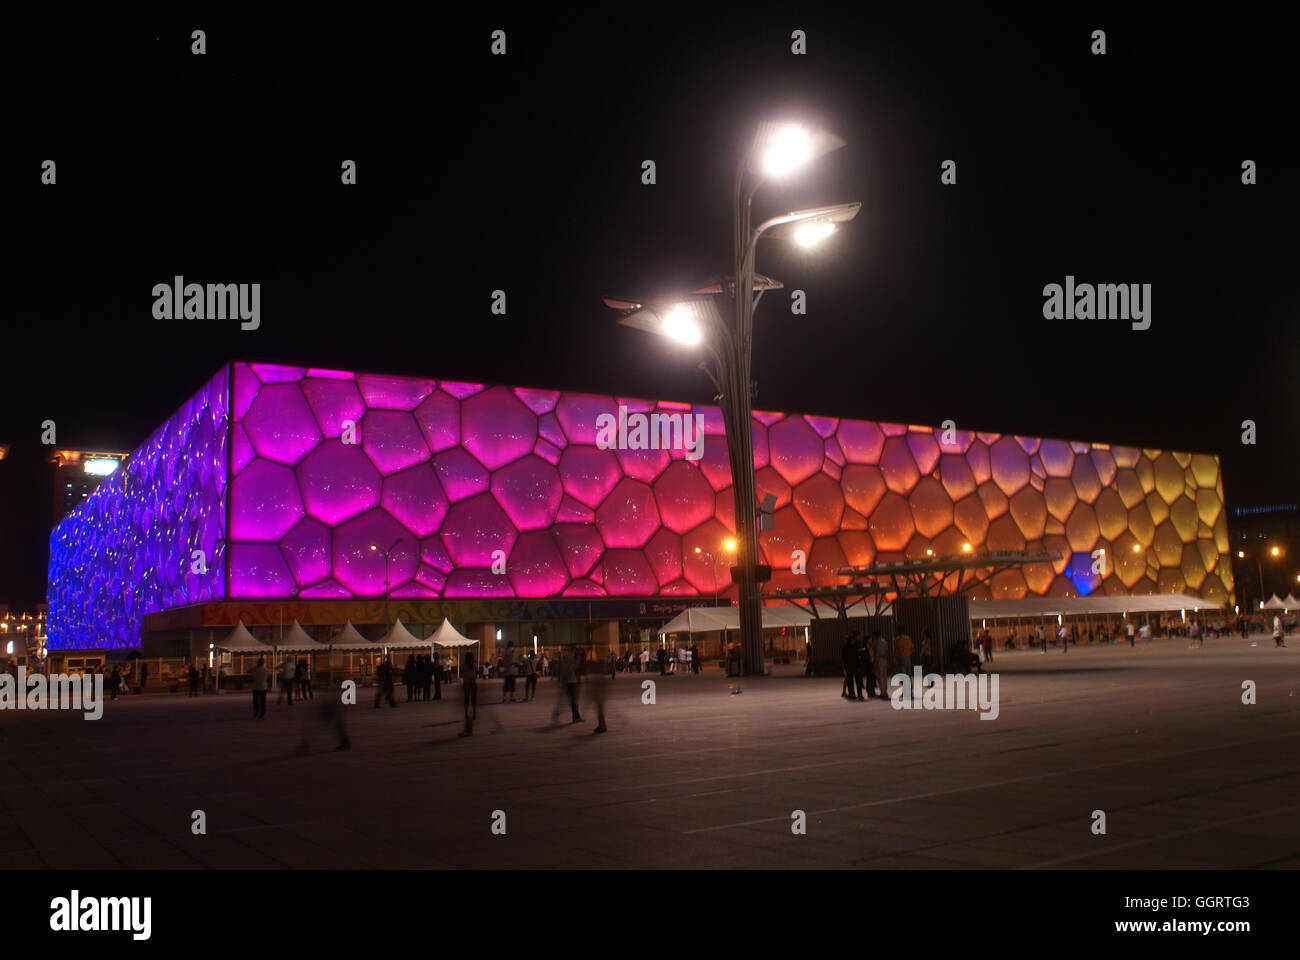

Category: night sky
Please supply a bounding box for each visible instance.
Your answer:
[3,8,1297,608]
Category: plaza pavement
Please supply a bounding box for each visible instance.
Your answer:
[2,633,1298,869]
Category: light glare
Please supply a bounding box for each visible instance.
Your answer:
[793,222,836,247]
[761,125,812,177]
[661,306,702,344]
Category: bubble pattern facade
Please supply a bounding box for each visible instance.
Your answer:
[48,362,1232,648]
[47,369,229,648]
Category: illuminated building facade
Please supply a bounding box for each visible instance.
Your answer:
[47,362,1232,650]
[50,448,130,523]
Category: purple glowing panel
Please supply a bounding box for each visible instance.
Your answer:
[47,367,230,648]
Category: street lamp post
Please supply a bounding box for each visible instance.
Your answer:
[370,538,404,649]
[610,121,859,678]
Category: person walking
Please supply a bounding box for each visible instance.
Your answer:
[109,665,122,701]
[556,650,582,724]
[1126,620,1136,647]
[691,643,701,675]
[140,662,149,690]
[374,658,397,708]
[1274,614,1287,648]
[458,651,478,737]
[278,658,296,705]
[606,650,617,680]
[980,629,993,664]
[187,662,201,697]
[1037,624,1046,654]
[859,634,876,698]
[249,657,271,718]
[1058,623,1069,653]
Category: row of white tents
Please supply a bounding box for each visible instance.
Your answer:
[1262,594,1300,611]
[217,617,478,653]
[657,592,1255,636]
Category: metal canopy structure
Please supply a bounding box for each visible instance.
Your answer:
[768,551,1062,621]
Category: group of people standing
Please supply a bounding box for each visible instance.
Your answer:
[839,629,927,701]
[401,654,444,702]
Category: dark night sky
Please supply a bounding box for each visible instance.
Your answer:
[3,7,1297,608]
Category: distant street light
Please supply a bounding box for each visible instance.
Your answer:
[608,120,860,677]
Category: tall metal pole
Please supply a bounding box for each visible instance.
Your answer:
[726,161,766,678]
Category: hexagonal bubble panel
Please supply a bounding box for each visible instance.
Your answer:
[361,409,430,475]
[229,543,296,597]
[440,494,519,568]
[869,492,915,552]
[244,383,323,466]
[381,464,449,538]
[304,378,367,439]
[507,531,570,595]
[230,459,304,541]
[769,416,825,486]
[461,385,538,470]
[596,478,660,548]
[989,437,1030,497]
[837,419,885,463]
[358,374,436,410]
[490,455,563,531]
[414,390,461,453]
[655,461,717,534]
[602,549,657,595]
[444,569,512,597]
[555,394,619,445]
[434,448,491,502]
[559,445,621,509]
[879,437,920,495]
[299,440,382,526]
[906,431,941,476]
[332,509,418,595]
[1010,488,1048,541]
[617,443,670,483]
[1043,478,1078,524]
[281,517,333,587]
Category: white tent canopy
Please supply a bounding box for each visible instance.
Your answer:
[1262,594,1288,610]
[329,621,375,651]
[217,620,270,652]
[277,619,328,651]
[429,618,476,647]
[968,593,1222,620]
[378,618,427,648]
[660,605,814,635]
[1285,594,1300,609]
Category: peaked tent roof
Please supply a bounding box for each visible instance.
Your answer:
[1263,594,1288,609]
[276,620,327,651]
[330,620,375,651]
[969,593,1223,619]
[1284,594,1300,608]
[217,620,270,652]
[378,618,427,648]
[430,618,477,647]
[659,605,818,635]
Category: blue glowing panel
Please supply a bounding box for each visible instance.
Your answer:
[46,368,229,649]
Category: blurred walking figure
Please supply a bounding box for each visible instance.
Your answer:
[606,651,617,679]
[374,658,397,708]
[1126,620,1136,647]
[1037,624,1046,653]
[1275,615,1286,648]
[297,687,350,752]
[278,658,296,705]
[1058,623,1068,653]
[841,631,861,700]
[297,658,314,700]
[691,642,701,675]
[871,631,890,698]
[187,662,201,697]
[458,651,478,737]
[502,643,518,702]
[588,666,610,734]
[249,657,271,718]
[523,649,538,701]
[920,629,933,674]
[979,629,993,664]
[553,650,582,723]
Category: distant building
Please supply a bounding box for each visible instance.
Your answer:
[1228,504,1300,609]
[49,449,129,524]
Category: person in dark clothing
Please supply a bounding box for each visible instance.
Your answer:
[140,663,149,689]
[657,647,666,676]
[841,632,862,700]
[691,643,701,675]
[109,666,122,701]
[298,658,313,700]
[860,635,877,697]
[458,651,478,736]
[374,658,398,708]
[404,654,417,702]
[433,655,443,700]
[187,663,201,697]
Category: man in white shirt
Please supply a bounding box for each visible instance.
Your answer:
[1058,624,1068,653]
[1274,615,1286,648]
[1126,621,1135,648]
